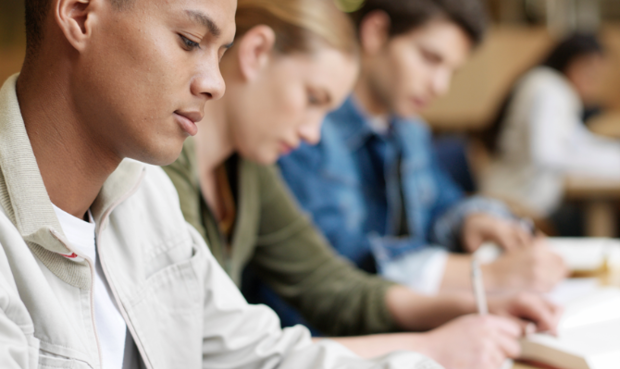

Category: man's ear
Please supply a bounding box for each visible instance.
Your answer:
[359,10,390,56]
[237,25,276,82]
[55,0,99,51]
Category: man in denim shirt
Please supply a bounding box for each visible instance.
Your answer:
[279,0,567,295]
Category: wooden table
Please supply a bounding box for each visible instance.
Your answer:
[512,265,620,369]
[564,175,620,238]
[588,111,620,139]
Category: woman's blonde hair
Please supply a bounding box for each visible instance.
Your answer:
[235,0,358,56]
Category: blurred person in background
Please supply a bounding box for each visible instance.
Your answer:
[162,0,562,368]
[481,33,620,222]
[277,0,567,304]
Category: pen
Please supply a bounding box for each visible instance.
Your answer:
[471,258,488,315]
[472,258,515,369]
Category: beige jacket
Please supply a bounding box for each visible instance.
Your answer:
[0,74,441,369]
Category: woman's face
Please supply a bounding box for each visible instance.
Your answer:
[227,48,359,165]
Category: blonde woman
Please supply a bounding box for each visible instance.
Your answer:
[163,1,561,368]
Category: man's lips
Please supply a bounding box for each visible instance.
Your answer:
[411,97,431,110]
[174,111,202,136]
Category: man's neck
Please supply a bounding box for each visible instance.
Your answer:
[16,65,122,219]
[353,75,390,117]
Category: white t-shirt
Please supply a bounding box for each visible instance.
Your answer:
[53,205,138,369]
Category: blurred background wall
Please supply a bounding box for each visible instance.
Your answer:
[0,0,26,83]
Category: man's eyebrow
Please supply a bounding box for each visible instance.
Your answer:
[185,10,221,37]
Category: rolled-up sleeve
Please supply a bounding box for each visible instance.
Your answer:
[430,196,515,252]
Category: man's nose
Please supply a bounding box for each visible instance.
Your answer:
[191,56,226,101]
[431,69,452,98]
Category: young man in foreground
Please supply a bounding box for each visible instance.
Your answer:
[0,0,440,367]
[279,0,568,295]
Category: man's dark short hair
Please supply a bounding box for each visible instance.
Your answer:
[350,0,487,46]
[25,0,130,54]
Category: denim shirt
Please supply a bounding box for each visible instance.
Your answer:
[279,97,512,272]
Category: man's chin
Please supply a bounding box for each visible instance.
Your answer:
[131,143,186,167]
[394,105,422,119]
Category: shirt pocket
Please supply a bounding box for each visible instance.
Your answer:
[414,173,437,206]
[402,153,437,208]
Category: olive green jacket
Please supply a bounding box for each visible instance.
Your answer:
[163,139,398,336]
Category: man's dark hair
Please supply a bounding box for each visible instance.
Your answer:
[350,0,487,46]
[25,0,130,55]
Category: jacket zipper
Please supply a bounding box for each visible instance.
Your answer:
[95,170,155,369]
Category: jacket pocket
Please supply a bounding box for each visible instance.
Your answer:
[139,243,202,314]
[38,353,92,369]
[127,242,205,369]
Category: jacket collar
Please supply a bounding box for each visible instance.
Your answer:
[321,95,430,184]
[0,74,145,258]
[328,96,378,153]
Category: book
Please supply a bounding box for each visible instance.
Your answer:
[474,238,620,368]
[519,287,620,369]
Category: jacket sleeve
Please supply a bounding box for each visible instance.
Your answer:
[192,225,442,369]
[426,148,515,251]
[249,165,400,336]
[419,131,516,252]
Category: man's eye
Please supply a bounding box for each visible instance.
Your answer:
[179,35,201,51]
[422,50,441,65]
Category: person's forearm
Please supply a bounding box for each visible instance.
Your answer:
[438,253,472,291]
[385,285,476,331]
[439,253,506,292]
[314,333,431,359]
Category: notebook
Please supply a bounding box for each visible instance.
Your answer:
[474,238,620,369]
[519,287,620,369]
